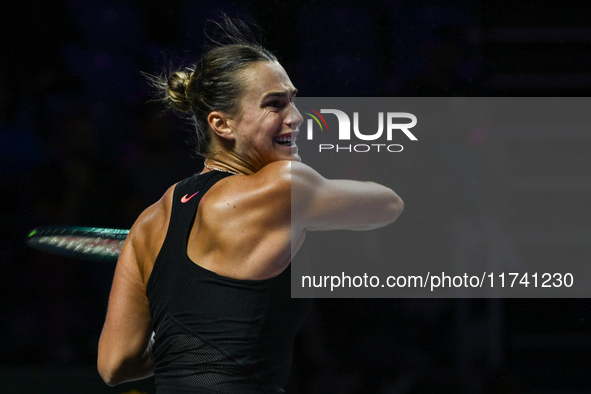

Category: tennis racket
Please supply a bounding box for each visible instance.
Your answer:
[27,226,129,262]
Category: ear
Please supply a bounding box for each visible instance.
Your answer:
[208,111,235,141]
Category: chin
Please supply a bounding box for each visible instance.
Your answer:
[290,152,301,162]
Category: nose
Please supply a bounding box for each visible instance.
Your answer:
[288,102,304,130]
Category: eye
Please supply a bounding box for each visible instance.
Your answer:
[266,99,290,110]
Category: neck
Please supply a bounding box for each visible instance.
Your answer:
[203,151,259,175]
[202,161,238,175]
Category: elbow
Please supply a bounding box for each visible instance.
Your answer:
[386,193,404,224]
[98,366,128,387]
[361,192,403,230]
[360,191,404,230]
[98,364,118,387]
[97,344,153,386]
[100,375,120,388]
[98,367,116,387]
[97,352,124,387]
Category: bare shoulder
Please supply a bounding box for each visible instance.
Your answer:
[241,160,321,207]
[207,161,294,201]
[251,160,293,189]
[129,183,176,284]
[222,160,325,215]
[197,162,297,233]
[251,160,322,191]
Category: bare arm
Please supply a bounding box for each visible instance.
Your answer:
[97,197,168,385]
[288,161,404,232]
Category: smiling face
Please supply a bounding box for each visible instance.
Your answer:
[225,61,303,170]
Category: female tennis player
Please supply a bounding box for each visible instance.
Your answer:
[97,18,403,393]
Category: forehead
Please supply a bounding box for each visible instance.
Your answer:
[239,61,295,99]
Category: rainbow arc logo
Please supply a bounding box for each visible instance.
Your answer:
[303,108,329,131]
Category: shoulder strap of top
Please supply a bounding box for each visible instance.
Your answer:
[147,171,235,293]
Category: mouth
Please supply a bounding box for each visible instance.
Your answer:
[273,133,297,146]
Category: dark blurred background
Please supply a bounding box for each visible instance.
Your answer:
[1,0,591,393]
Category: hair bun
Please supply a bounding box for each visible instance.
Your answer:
[167,71,194,112]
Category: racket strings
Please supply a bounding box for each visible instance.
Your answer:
[33,235,124,258]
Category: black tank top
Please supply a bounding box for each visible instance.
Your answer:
[147,171,312,394]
